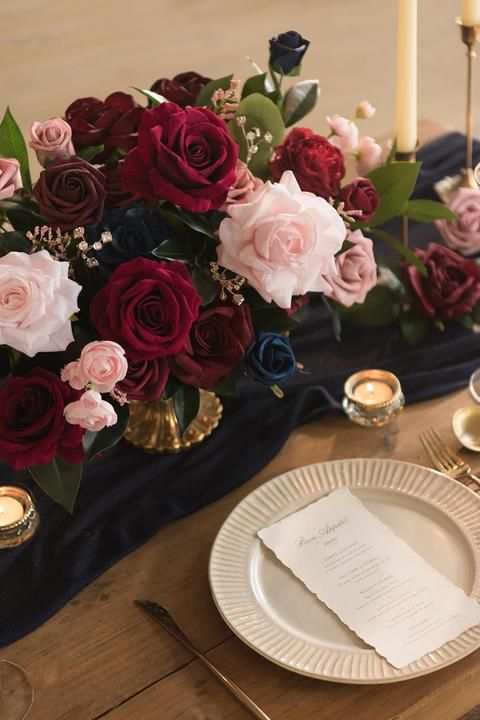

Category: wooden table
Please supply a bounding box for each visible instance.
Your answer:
[5,387,480,720]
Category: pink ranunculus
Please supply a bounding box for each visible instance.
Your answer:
[328,115,359,153]
[0,250,80,357]
[29,117,75,166]
[356,136,383,175]
[61,361,87,391]
[0,158,22,200]
[435,187,480,256]
[64,390,117,431]
[75,341,128,392]
[323,229,377,307]
[220,160,263,211]
[217,170,346,309]
[356,101,376,119]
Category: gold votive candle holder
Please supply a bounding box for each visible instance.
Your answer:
[343,369,405,428]
[0,486,39,549]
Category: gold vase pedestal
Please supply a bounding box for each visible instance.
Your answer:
[124,390,223,453]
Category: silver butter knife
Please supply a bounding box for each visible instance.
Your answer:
[135,600,271,720]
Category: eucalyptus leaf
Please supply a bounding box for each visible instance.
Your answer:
[77,145,104,162]
[83,401,130,460]
[282,80,319,127]
[368,228,428,277]
[194,75,233,108]
[131,87,167,106]
[403,199,457,222]
[29,457,83,512]
[339,285,400,327]
[173,385,200,434]
[0,107,32,193]
[400,312,430,345]
[364,162,421,227]
[242,73,268,99]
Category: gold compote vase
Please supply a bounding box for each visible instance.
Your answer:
[124,390,223,453]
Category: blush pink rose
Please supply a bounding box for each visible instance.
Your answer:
[328,115,359,152]
[0,158,22,200]
[61,361,87,391]
[62,340,128,392]
[435,188,480,256]
[64,390,117,431]
[217,170,346,309]
[356,136,383,175]
[30,118,75,166]
[220,160,263,211]
[356,101,376,119]
[0,250,80,357]
[323,229,377,307]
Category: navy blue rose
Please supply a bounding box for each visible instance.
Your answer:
[269,31,310,74]
[245,333,297,385]
[86,205,168,274]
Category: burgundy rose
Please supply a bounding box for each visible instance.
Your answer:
[338,177,380,223]
[403,242,480,321]
[121,102,238,212]
[100,161,135,208]
[0,368,84,469]
[117,356,169,402]
[65,92,144,160]
[90,257,201,360]
[169,303,254,388]
[150,71,212,107]
[33,156,106,230]
[269,128,345,199]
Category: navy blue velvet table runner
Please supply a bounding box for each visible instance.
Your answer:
[1,132,480,647]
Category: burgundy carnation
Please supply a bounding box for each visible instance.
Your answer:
[169,303,254,388]
[269,128,345,198]
[90,257,201,360]
[403,242,480,321]
[338,177,380,223]
[100,161,136,208]
[33,156,106,230]
[121,102,238,212]
[0,368,84,469]
[117,356,169,402]
[150,71,212,107]
[65,92,144,161]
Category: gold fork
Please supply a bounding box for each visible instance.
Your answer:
[420,428,480,491]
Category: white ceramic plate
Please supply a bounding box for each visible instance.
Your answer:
[209,458,480,684]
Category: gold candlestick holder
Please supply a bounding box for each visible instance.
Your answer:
[395,147,417,248]
[457,19,480,188]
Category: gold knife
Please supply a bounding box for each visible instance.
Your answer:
[135,600,271,720]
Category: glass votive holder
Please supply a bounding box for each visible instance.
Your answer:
[469,367,480,403]
[343,369,405,428]
[0,486,39,549]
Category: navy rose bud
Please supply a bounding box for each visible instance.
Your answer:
[245,333,297,385]
[269,31,310,75]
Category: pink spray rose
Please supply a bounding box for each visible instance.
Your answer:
[29,118,75,166]
[64,390,117,431]
[220,160,263,211]
[0,158,22,200]
[323,229,377,307]
[62,341,128,392]
[356,101,376,119]
[0,250,80,357]
[356,136,383,175]
[217,170,346,309]
[435,187,480,256]
[328,115,359,152]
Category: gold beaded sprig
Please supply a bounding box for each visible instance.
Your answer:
[74,227,113,268]
[209,261,246,305]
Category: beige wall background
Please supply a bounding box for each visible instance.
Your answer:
[0,0,469,159]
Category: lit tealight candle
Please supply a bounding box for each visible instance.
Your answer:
[343,369,405,428]
[352,380,394,405]
[0,496,25,527]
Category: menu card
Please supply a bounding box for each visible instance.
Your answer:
[258,488,480,668]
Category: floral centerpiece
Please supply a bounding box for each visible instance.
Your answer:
[0,31,455,510]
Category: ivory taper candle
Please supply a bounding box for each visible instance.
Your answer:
[395,0,417,153]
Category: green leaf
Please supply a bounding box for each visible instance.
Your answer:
[77,145,104,162]
[335,239,355,257]
[271,62,302,77]
[131,87,167,106]
[369,228,428,277]
[192,266,218,304]
[403,199,457,222]
[364,162,421,227]
[282,80,319,127]
[194,75,233,108]
[0,107,32,194]
[5,205,44,232]
[251,305,300,333]
[471,304,480,324]
[29,456,83,512]
[0,230,31,255]
[339,285,400,327]
[173,385,200,434]
[229,93,285,179]
[323,297,342,340]
[457,313,474,330]
[400,312,430,345]
[83,401,130,460]
[157,207,216,239]
[211,374,238,396]
[152,235,194,261]
[242,73,268,99]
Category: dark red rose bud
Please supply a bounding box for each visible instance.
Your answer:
[117,356,169,402]
[169,303,254,388]
[100,161,136,208]
[270,128,345,199]
[403,242,480,321]
[33,156,106,230]
[0,368,84,469]
[338,177,380,223]
[150,71,212,108]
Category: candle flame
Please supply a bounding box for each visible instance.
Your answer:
[365,382,375,395]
